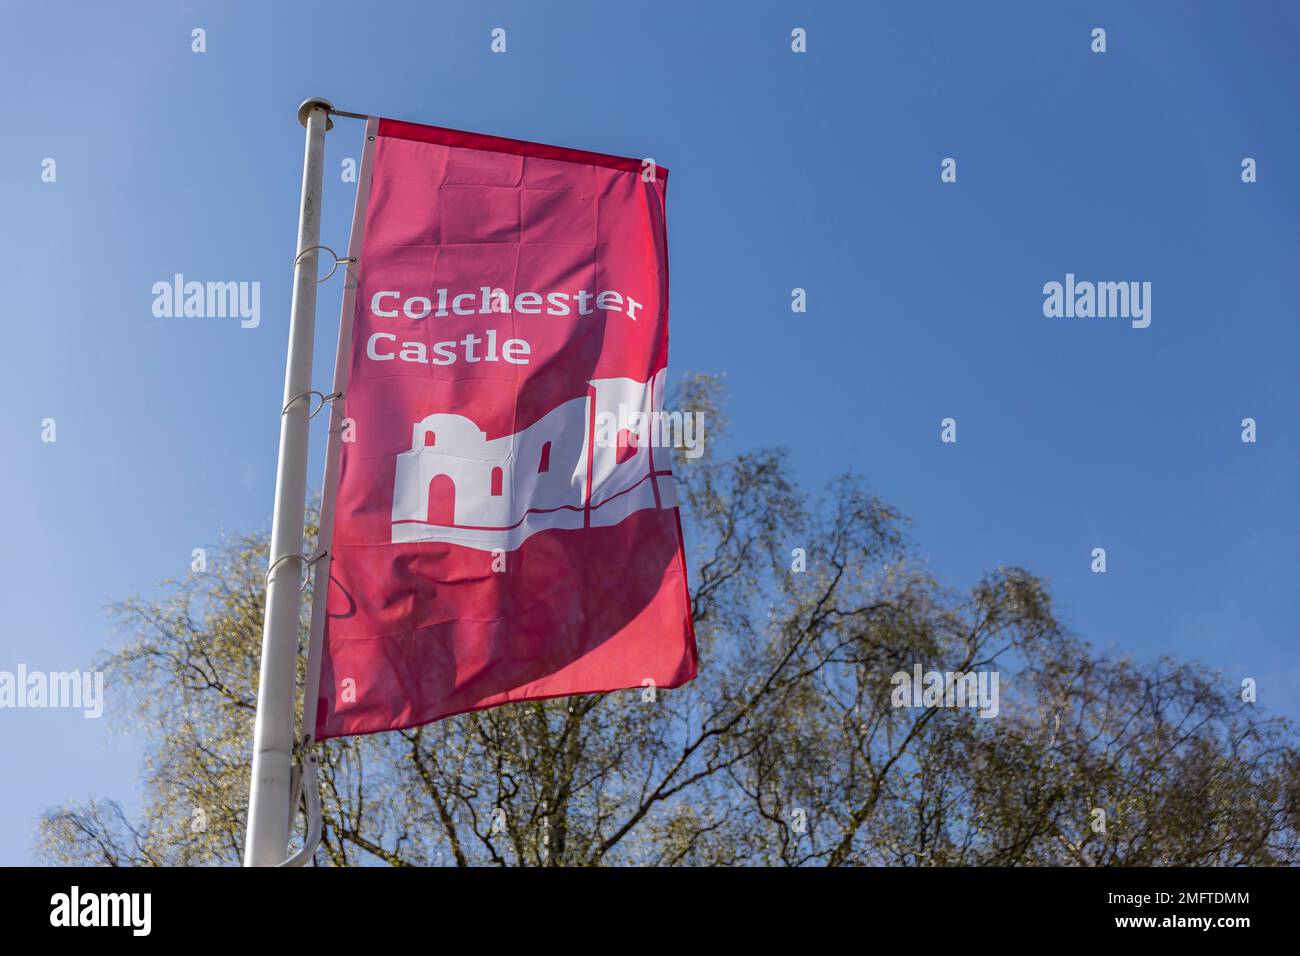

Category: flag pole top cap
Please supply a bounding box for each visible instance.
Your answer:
[298,98,334,130]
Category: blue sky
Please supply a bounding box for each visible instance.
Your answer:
[3,0,1298,865]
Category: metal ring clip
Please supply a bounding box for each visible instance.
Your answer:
[282,389,343,419]
[292,245,357,284]
[265,550,329,591]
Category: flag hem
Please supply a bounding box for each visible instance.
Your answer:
[377,117,669,180]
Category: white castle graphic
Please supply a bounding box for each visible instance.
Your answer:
[391,369,678,552]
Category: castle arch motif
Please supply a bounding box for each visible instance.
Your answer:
[390,370,678,552]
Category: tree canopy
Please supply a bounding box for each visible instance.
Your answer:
[37,375,1300,866]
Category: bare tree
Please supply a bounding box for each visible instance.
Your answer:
[36,375,1300,866]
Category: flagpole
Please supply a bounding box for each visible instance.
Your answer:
[298,114,378,766]
[244,97,334,867]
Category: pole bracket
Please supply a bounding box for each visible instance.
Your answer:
[279,733,323,867]
[293,244,356,283]
[266,549,329,591]
[282,388,343,419]
[297,97,334,130]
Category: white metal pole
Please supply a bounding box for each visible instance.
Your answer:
[244,97,333,867]
[277,116,378,868]
[299,115,378,752]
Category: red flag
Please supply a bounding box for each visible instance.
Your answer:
[314,119,696,739]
